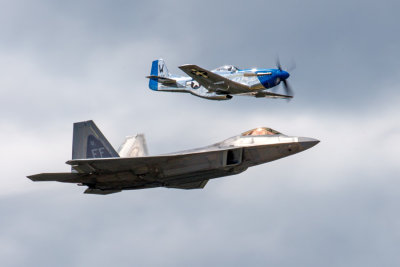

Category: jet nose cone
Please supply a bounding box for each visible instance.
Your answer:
[298,137,320,151]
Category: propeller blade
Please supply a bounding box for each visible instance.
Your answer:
[276,58,282,71]
[287,61,296,72]
[282,80,294,97]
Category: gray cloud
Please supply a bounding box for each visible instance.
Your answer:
[2,167,400,267]
[1,0,399,113]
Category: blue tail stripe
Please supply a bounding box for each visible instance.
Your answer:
[149,60,158,91]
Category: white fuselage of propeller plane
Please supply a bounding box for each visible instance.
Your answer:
[146,59,293,101]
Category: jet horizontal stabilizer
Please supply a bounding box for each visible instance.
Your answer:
[27,172,92,183]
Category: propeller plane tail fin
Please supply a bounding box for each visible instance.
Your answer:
[148,59,172,90]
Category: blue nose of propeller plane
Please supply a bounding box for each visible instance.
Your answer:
[280,70,290,80]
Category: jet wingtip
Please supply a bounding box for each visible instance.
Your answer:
[26,173,47,181]
[26,174,36,180]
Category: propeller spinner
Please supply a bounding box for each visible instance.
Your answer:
[275,58,294,99]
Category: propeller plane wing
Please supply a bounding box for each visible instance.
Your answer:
[178,64,249,94]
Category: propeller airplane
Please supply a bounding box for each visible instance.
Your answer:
[146,59,294,101]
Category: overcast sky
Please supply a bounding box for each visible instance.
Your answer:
[1,0,400,266]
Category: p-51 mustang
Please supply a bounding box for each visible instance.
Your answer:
[146,59,294,100]
[28,120,319,195]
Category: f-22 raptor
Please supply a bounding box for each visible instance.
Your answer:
[28,121,319,195]
[147,59,294,100]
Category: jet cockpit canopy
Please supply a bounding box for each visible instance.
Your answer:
[241,127,281,136]
[213,65,239,72]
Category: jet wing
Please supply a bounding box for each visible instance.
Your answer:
[29,147,248,193]
[179,64,249,93]
[67,150,227,179]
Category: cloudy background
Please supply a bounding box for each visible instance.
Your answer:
[1,0,400,266]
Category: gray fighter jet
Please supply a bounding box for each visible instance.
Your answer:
[28,121,319,195]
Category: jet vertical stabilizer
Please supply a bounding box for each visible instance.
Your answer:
[118,134,148,157]
[72,120,119,160]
